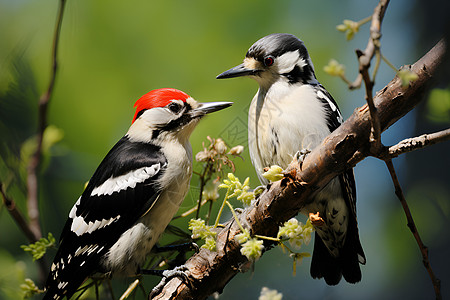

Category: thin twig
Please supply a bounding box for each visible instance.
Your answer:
[371,50,382,81]
[381,52,400,72]
[177,199,208,219]
[348,0,390,89]
[119,279,140,300]
[357,2,442,296]
[384,160,441,300]
[382,128,450,159]
[195,164,211,219]
[359,56,381,152]
[0,182,38,243]
[1,182,49,285]
[26,0,67,239]
[353,0,389,154]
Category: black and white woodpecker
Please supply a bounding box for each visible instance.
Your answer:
[44,88,232,299]
[217,33,365,285]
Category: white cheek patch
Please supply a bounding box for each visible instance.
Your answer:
[276,51,301,74]
[140,99,184,126]
[141,107,177,126]
[91,164,161,196]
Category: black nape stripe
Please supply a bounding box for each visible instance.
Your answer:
[152,129,161,139]
[282,65,302,84]
[282,65,316,85]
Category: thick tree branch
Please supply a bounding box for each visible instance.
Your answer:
[150,39,447,300]
[26,0,66,240]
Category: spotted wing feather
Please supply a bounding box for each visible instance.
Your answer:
[44,136,166,300]
[310,85,365,284]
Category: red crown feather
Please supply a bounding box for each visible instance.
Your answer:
[132,88,190,123]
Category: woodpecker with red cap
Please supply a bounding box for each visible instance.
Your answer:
[44,88,232,299]
[217,33,365,285]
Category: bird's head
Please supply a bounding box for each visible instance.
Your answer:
[217,33,318,89]
[127,88,232,144]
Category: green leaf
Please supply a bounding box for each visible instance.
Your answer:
[397,69,418,88]
[21,232,56,261]
[20,279,42,299]
[426,88,450,123]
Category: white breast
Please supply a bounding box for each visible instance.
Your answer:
[248,82,330,184]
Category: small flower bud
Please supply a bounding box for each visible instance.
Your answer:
[214,138,227,154]
[240,238,264,261]
[202,181,220,202]
[323,59,346,77]
[235,229,251,244]
[262,165,284,182]
[202,236,216,251]
[259,287,283,300]
[336,19,360,40]
[228,145,244,156]
[195,150,209,162]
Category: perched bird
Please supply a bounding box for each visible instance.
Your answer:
[44,88,232,299]
[217,33,365,285]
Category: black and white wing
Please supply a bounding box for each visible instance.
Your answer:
[44,136,167,300]
[310,85,365,284]
[315,84,360,226]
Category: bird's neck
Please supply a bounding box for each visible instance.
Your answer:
[256,80,297,106]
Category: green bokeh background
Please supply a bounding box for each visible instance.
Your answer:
[1,0,449,299]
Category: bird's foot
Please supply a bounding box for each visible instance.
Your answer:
[294,149,311,165]
[149,265,192,297]
[309,212,325,226]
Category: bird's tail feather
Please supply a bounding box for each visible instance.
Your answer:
[310,227,365,285]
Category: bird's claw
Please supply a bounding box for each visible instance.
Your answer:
[294,149,311,165]
[150,265,192,297]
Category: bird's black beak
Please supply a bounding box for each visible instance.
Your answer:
[191,101,233,117]
[216,63,260,79]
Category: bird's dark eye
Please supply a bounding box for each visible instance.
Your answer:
[264,56,274,67]
[168,102,182,113]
